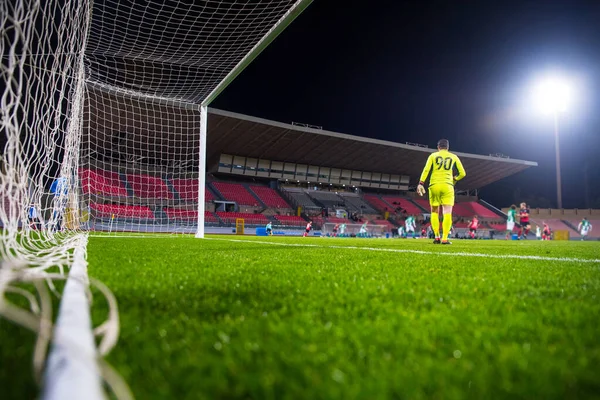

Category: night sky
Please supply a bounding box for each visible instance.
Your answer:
[213,0,600,209]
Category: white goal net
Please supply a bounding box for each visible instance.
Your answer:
[1,0,312,397]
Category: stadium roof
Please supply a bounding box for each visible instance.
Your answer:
[206,108,537,189]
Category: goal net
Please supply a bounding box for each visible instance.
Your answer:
[321,223,389,238]
[1,0,312,397]
[82,0,311,237]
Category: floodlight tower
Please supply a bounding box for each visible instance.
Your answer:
[532,76,572,209]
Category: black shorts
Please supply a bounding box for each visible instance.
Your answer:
[306,229,310,233]
[469,228,477,233]
[521,220,530,226]
[333,229,338,233]
[266,229,272,233]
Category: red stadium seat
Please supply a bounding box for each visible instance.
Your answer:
[127,174,173,199]
[273,215,306,226]
[90,203,154,219]
[212,182,260,206]
[363,195,392,213]
[80,168,128,197]
[164,208,218,223]
[171,179,215,202]
[381,196,424,215]
[250,186,290,208]
[216,212,268,225]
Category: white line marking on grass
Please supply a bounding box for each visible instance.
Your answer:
[206,238,600,264]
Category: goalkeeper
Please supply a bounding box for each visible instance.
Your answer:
[417,139,466,244]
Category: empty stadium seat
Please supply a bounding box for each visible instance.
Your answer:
[363,195,392,213]
[273,215,306,226]
[127,174,173,199]
[80,168,128,197]
[216,212,268,225]
[338,193,377,213]
[250,186,290,208]
[284,190,319,208]
[212,182,260,206]
[171,179,215,202]
[90,203,154,219]
[459,202,499,219]
[164,209,218,223]
[382,196,424,215]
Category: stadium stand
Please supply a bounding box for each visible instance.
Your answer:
[363,194,392,213]
[283,188,320,209]
[127,174,173,199]
[164,209,218,223]
[90,203,154,219]
[249,186,291,209]
[458,202,499,219]
[216,212,268,225]
[273,215,307,226]
[381,196,424,215]
[338,192,377,213]
[170,178,216,202]
[80,168,128,197]
[326,217,351,224]
[307,190,344,208]
[212,182,261,206]
[372,219,395,230]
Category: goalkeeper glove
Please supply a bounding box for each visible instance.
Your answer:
[417,184,426,196]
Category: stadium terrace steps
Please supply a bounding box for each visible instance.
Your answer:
[283,189,320,209]
[211,182,262,206]
[249,186,291,209]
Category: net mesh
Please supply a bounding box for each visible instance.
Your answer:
[1,0,309,396]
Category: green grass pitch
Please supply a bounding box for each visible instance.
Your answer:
[2,235,600,399]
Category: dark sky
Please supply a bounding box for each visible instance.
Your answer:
[213,0,600,209]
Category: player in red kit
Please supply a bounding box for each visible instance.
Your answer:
[303,221,312,237]
[542,223,551,240]
[518,203,531,239]
[468,216,479,239]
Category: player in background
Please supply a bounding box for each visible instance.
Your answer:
[332,223,339,237]
[578,218,592,241]
[542,223,551,240]
[518,203,531,239]
[265,221,273,236]
[468,215,479,239]
[359,221,369,236]
[303,221,312,237]
[505,204,517,239]
[417,139,466,244]
[339,223,346,236]
[535,225,542,240]
[404,215,416,238]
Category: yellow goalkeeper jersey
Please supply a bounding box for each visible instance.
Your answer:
[419,150,466,186]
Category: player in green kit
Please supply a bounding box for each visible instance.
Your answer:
[578,218,592,241]
[417,139,466,244]
[505,204,517,240]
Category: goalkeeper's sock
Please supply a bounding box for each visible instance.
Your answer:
[430,212,440,238]
[442,213,452,241]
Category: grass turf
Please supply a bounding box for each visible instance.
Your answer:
[83,235,600,400]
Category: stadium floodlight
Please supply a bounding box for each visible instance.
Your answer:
[532,75,572,114]
[531,74,573,208]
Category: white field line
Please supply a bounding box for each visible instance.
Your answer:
[206,238,600,264]
[43,236,104,400]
